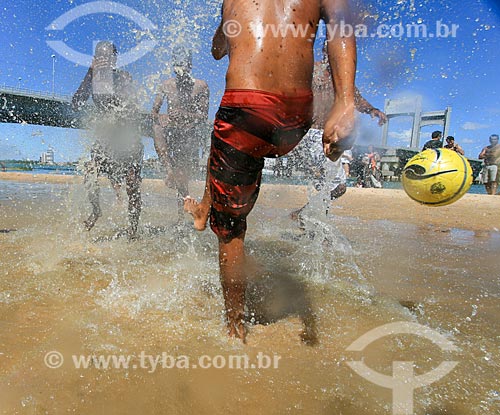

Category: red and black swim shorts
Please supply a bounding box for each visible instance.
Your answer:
[208,89,313,242]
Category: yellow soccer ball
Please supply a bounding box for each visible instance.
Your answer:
[402,148,473,206]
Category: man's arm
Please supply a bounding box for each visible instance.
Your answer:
[151,84,173,181]
[212,6,228,60]
[478,147,487,159]
[194,82,210,123]
[72,67,92,111]
[321,0,357,162]
[354,88,387,126]
[151,84,165,125]
[454,144,465,156]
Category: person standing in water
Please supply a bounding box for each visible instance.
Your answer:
[312,44,387,132]
[72,41,143,239]
[478,134,500,195]
[151,47,210,218]
[290,45,387,219]
[184,0,357,341]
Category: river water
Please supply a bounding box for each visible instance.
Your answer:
[0,180,498,414]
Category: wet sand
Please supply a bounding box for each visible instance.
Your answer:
[1,172,499,415]
[2,171,499,231]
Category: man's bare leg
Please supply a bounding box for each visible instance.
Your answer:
[112,183,122,203]
[174,170,190,220]
[126,166,142,239]
[152,125,175,191]
[219,235,246,342]
[290,203,308,221]
[491,182,498,195]
[83,161,101,231]
[485,182,493,195]
[343,163,350,178]
[184,158,211,231]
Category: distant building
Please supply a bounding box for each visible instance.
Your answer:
[40,147,54,164]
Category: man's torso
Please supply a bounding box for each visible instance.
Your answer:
[483,144,500,165]
[161,78,208,126]
[222,0,323,94]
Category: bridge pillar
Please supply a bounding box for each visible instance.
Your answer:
[381,96,451,150]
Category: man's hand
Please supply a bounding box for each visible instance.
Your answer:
[323,101,356,162]
[370,108,388,126]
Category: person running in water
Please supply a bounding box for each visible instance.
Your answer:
[72,41,143,239]
[151,47,210,218]
[290,45,387,219]
[184,0,357,342]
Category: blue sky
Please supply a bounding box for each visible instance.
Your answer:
[0,0,498,161]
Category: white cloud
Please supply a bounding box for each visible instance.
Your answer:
[388,129,412,141]
[461,138,475,144]
[461,122,490,131]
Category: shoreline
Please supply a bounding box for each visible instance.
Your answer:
[1,171,499,232]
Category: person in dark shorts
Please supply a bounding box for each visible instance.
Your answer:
[151,47,210,218]
[184,0,357,342]
[72,41,143,238]
[361,145,383,188]
[206,90,313,241]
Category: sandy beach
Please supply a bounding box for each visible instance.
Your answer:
[1,172,499,415]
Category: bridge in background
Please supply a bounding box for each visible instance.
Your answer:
[0,85,153,136]
[0,87,482,180]
[377,95,482,180]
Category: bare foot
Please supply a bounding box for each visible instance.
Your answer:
[83,211,100,231]
[227,317,247,344]
[290,204,307,222]
[127,227,139,241]
[290,208,301,221]
[183,196,209,231]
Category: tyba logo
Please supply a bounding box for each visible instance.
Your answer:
[46,1,158,67]
[345,321,459,415]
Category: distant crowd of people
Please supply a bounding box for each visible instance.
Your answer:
[422,130,464,155]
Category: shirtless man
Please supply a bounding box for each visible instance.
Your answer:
[185,0,356,341]
[151,47,210,217]
[478,134,500,195]
[312,46,387,130]
[290,47,386,218]
[443,136,465,155]
[72,41,143,239]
